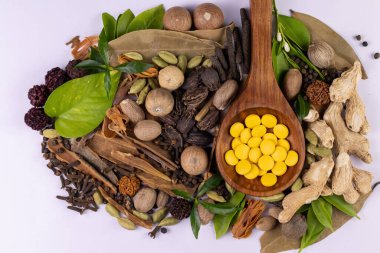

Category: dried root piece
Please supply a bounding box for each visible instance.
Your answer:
[303,106,319,123]
[231,199,265,238]
[332,152,353,195]
[345,91,367,133]
[352,167,373,194]
[324,102,372,163]
[308,120,334,149]
[329,61,362,102]
[302,157,335,186]
[342,183,360,204]
[321,185,333,196]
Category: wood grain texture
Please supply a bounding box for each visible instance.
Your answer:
[216,0,305,197]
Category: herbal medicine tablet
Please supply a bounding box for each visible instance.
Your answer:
[272,161,287,176]
[274,124,289,139]
[240,128,252,144]
[285,150,299,166]
[230,122,244,138]
[249,147,262,163]
[244,164,260,180]
[272,146,287,162]
[247,137,262,148]
[260,139,276,155]
[225,150,239,166]
[236,160,251,175]
[261,173,278,187]
[261,114,277,128]
[245,114,261,128]
[258,155,275,171]
[234,144,250,160]
[277,139,290,151]
[231,138,243,150]
[251,125,267,138]
[263,133,278,145]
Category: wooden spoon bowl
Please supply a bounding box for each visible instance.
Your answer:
[215,0,305,197]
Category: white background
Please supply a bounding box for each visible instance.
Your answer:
[1,0,379,252]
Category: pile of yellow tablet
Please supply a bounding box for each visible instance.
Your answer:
[225,114,298,187]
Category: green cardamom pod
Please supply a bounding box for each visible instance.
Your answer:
[132,210,151,221]
[124,52,144,61]
[93,191,103,206]
[117,217,136,230]
[305,129,318,145]
[42,129,60,139]
[136,85,150,105]
[291,178,303,192]
[202,58,213,68]
[148,78,157,89]
[129,79,147,94]
[177,55,187,73]
[152,56,169,68]
[225,183,235,196]
[314,147,333,158]
[158,51,178,65]
[187,55,204,69]
[307,144,316,155]
[106,203,120,218]
[158,217,179,227]
[261,193,285,202]
[306,154,316,165]
[207,191,226,203]
[152,208,168,223]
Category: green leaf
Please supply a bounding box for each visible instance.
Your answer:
[126,4,165,33]
[75,60,106,71]
[200,201,237,215]
[323,195,359,218]
[90,48,105,65]
[115,61,153,74]
[116,9,135,38]
[44,72,121,138]
[278,15,310,51]
[102,12,116,42]
[104,70,111,96]
[171,189,194,201]
[296,204,310,214]
[272,40,289,84]
[196,174,223,198]
[299,208,325,252]
[311,198,333,230]
[295,94,310,120]
[190,203,201,239]
[98,30,109,66]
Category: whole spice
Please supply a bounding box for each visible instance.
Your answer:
[133,187,157,213]
[197,199,214,225]
[134,120,162,142]
[169,197,192,220]
[213,79,238,110]
[283,69,302,101]
[152,208,168,223]
[186,131,213,147]
[256,216,278,231]
[182,69,200,90]
[65,60,87,79]
[106,203,120,218]
[362,41,368,47]
[145,88,174,117]
[117,217,136,230]
[196,108,220,131]
[28,85,49,107]
[119,99,145,124]
[306,80,330,105]
[158,51,178,65]
[24,108,51,131]
[180,146,208,176]
[281,213,307,239]
[158,66,184,91]
[193,3,224,30]
[45,67,68,92]
[355,35,362,41]
[374,53,380,59]
[182,86,209,109]
[308,41,335,69]
[163,7,192,32]
[118,176,141,197]
[187,55,204,69]
[201,67,220,91]
[156,191,170,208]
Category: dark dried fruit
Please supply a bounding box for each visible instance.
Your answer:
[45,67,68,92]
[177,108,196,135]
[66,60,88,79]
[169,197,192,220]
[196,108,220,131]
[306,80,330,106]
[201,67,220,91]
[187,131,213,147]
[182,69,200,90]
[160,114,178,126]
[24,108,52,131]
[183,86,209,109]
[28,85,49,107]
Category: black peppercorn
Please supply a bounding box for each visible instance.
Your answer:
[160,227,168,234]
[362,41,368,47]
[374,53,380,60]
[355,35,362,41]
[169,197,192,220]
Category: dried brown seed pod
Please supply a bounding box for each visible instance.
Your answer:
[119,99,145,124]
[158,66,185,91]
[201,67,220,91]
[283,69,302,101]
[163,7,192,32]
[180,146,208,176]
[134,120,162,142]
[133,187,157,213]
[145,88,174,117]
[193,3,224,30]
[213,80,238,110]
[306,80,330,106]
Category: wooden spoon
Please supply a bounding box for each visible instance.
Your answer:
[216,0,305,197]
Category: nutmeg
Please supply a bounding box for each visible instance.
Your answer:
[158,66,185,91]
[308,41,335,69]
[133,187,157,213]
[133,120,162,142]
[145,88,174,117]
[283,69,302,101]
[119,99,145,124]
[163,7,192,31]
[180,146,208,176]
[213,80,238,110]
[193,3,224,30]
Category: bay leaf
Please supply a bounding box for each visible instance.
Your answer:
[108,30,217,66]
[183,23,235,46]
[291,10,367,79]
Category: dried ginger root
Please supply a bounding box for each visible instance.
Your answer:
[308,120,334,149]
[353,167,373,194]
[345,91,368,133]
[303,106,319,123]
[279,158,334,223]
[329,61,362,103]
[321,185,333,196]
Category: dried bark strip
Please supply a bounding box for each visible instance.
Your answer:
[211,56,227,82]
[47,139,117,193]
[226,27,238,80]
[215,47,229,70]
[241,8,251,73]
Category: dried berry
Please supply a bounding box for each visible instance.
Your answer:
[196,108,220,131]
[321,68,345,84]
[24,107,52,131]
[374,53,380,60]
[169,197,192,220]
[45,67,68,92]
[306,80,330,106]
[201,67,220,91]
[362,41,368,47]
[118,176,141,197]
[28,85,49,107]
[355,35,362,41]
[66,60,88,79]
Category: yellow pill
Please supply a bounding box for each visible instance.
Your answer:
[247,137,262,148]
[261,114,278,128]
[258,155,275,171]
[261,173,278,187]
[231,138,243,150]
[277,139,290,151]
[245,114,261,128]
[225,150,239,166]
[235,144,250,160]
[258,169,267,176]
[285,150,299,166]
[271,146,288,162]
[249,147,262,163]
[236,160,252,175]
[260,139,276,155]
[244,164,260,180]
[230,122,244,138]
[274,124,289,139]
[240,128,252,144]
[251,125,267,138]
[263,133,278,145]
[272,161,287,176]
